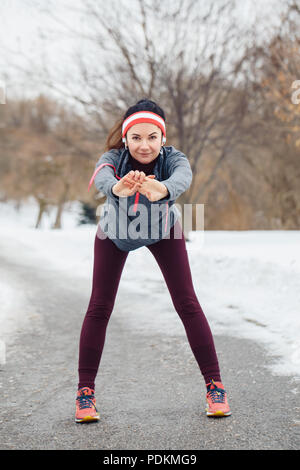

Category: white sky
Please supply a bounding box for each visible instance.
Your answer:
[0,0,286,102]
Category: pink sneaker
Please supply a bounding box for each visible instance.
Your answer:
[75,387,100,423]
[206,380,231,417]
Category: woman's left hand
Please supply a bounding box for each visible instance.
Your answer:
[124,172,168,202]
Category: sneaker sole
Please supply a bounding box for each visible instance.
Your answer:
[75,415,100,423]
[206,409,231,417]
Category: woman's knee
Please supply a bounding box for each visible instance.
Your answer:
[86,298,115,322]
[174,296,202,318]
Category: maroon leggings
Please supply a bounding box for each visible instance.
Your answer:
[78,220,221,390]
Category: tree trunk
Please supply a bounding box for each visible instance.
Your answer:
[52,182,70,229]
[35,197,47,229]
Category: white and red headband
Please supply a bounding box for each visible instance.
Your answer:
[122,111,166,144]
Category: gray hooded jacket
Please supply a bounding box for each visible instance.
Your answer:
[88,145,192,252]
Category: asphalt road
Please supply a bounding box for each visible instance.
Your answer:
[0,243,299,451]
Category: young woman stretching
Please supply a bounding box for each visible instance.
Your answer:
[75,99,231,422]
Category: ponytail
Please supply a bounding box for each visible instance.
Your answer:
[104,118,124,152]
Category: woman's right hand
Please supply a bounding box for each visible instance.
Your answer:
[112,171,155,197]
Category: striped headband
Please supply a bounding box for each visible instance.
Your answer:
[122,111,166,143]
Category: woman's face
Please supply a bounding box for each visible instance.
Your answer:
[126,122,164,163]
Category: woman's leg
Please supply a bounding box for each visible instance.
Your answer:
[78,226,129,390]
[146,220,221,384]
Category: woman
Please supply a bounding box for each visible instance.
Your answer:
[75,99,231,423]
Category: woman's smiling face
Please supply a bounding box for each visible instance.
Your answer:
[126,122,163,163]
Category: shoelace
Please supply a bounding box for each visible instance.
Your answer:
[207,386,226,404]
[76,394,97,411]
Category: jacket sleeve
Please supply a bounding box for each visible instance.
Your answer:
[158,151,193,202]
[93,150,120,200]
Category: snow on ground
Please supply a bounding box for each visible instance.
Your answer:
[0,197,299,379]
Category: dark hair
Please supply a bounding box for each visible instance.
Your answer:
[123,98,166,121]
[104,98,166,151]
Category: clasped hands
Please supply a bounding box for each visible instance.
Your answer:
[112,170,169,202]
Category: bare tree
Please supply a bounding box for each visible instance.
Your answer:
[0,94,99,228]
[5,0,296,230]
[30,0,257,230]
[242,4,300,228]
